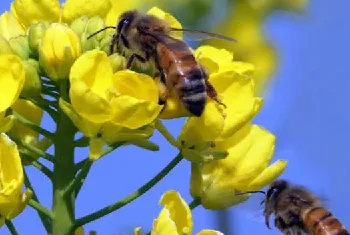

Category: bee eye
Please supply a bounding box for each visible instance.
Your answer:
[123,19,130,25]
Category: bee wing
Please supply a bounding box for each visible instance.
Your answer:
[233,192,266,224]
[168,27,237,42]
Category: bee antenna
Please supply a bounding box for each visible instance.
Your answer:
[87,26,117,40]
[235,190,266,196]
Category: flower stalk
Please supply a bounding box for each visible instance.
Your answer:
[5,220,19,235]
[10,109,54,139]
[24,170,52,233]
[52,80,77,235]
[73,153,183,229]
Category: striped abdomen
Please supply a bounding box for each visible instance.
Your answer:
[156,38,207,116]
[302,207,349,235]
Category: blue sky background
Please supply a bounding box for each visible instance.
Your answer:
[1,0,350,234]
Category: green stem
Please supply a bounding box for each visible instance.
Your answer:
[74,153,183,228]
[20,141,55,163]
[189,197,201,210]
[26,97,59,122]
[52,80,77,235]
[74,136,89,147]
[11,110,54,139]
[74,141,126,172]
[130,139,159,151]
[42,89,60,99]
[23,170,52,233]
[64,160,93,199]
[5,220,19,235]
[28,199,54,219]
[155,119,180,148]
[31,160,53,179]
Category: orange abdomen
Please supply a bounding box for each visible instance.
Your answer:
[156,41,207,116]
[302,207,349,235]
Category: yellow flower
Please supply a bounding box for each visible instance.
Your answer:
[0,133,32,222]
[0,35,13,55]
[62,0,112,24]
[190,124,287,209]
[175,46,261,146]
[0,54,25,114]
[151,190,224,235]
[10,0,113,29]
[11,0,60,28]
[59,98,155,160]
[39,23,82,80]
[0,11,25,41]
[105,0,144,26]
[69,50,162,129]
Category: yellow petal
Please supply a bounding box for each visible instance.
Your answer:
[195,46,233,74]
[70,80,115,123]
[178,101,224,145]
[218,125,276,191]
[0,11,25,40]
[62,0,112,23]
[0,115,15,133]
[113,70,159,103]
[151,208,178,235]
[200,178,249,209]
[147,7,182,39]
[0,55,25,113]
[105,0,143,26]
[110,96,162,129]
[39,23,82,80]
[158,190,192,235]
[197,230,225,235]
[7,189,32,219]
[100,122,154,144]
[246,160,287,190]
[209,70,262,140]
[89,137,105,161]
[0,133,24,217]
[11,0,60,28]
[58,98,101,137]
[110,70,162,129]
[69,50,115,123]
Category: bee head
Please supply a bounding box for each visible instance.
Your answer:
[117,10,137,34]
[266,179,289,201]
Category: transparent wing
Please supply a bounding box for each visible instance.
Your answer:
[233,192,266,224]
[169,27,236,42]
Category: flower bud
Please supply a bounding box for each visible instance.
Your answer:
[21,60,42,98]
[8,36,31,60]
[108,53,126,73]
[27,21,50,56]
[71,16,108,52]
[70,16,89,36]
[39,23,82,80]
[0,35,13,55]
[99,32,113,54]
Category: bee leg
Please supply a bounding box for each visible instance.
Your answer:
[109,33,119,55]
[126,53,148,69]
[275,217,291,235]
[155,68,168,105]
[205,78,227,109]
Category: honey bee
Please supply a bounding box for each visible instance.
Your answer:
[88,10,236,116]
[263,179,349,235]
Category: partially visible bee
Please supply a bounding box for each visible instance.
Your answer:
[88,10,236,116]
[262,179,349,235]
